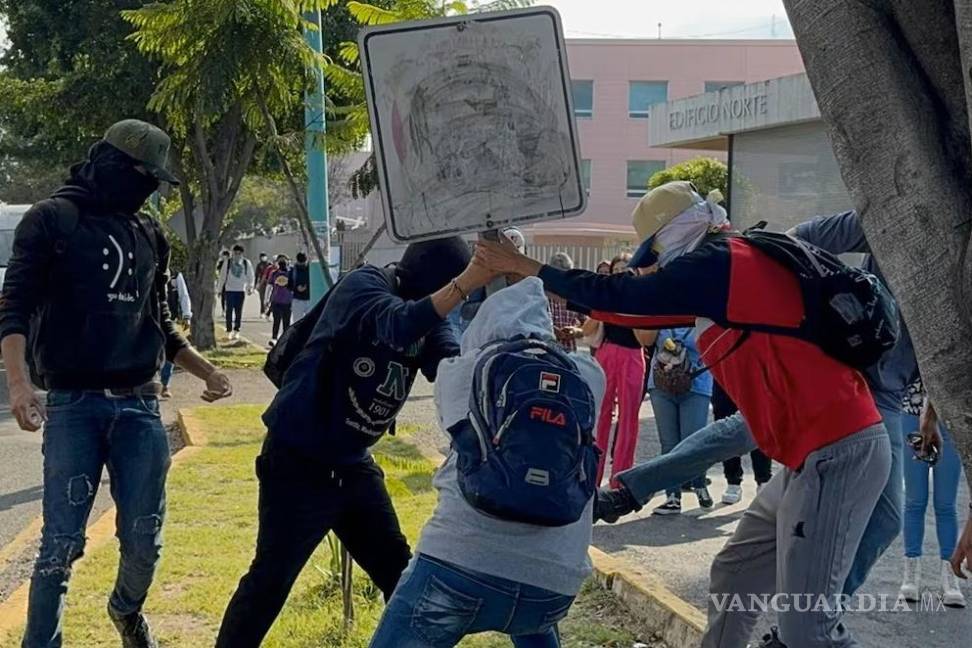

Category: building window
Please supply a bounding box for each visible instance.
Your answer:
[626,161,666,198]
[572,80,593,118]
[580,159,592,194]
[704,81,744,93]
[628,81,668,118]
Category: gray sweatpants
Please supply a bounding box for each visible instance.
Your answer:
[702,425,891,648]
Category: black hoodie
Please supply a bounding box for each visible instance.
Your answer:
[0,142,188,389]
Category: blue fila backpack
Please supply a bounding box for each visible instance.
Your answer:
[448,336,600,527]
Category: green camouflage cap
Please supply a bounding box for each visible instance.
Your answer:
[103,119,180,185]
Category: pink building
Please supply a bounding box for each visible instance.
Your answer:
[528,39,806,246]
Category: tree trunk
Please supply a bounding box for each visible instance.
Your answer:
[783,0,972,488]
[181,105,258,350]
[186,237,219,349]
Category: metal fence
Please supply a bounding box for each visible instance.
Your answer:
[525,244,629,271]
[336,232,633,273]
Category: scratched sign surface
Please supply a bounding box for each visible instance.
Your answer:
[359,7,586,242]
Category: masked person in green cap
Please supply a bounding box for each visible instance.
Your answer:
[0,119,234,648]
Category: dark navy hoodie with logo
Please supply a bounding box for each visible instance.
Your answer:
[262,265,458,465]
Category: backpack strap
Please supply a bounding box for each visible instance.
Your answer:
[691,329,751,379]
[132,212,163,268]
[47,198,81,256]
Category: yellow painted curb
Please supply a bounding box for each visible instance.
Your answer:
[588,546,705,648]
[0,486,119,638]
[0,408,211,639]
[176,408,208,448]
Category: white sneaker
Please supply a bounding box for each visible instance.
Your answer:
[899,557,920,602]
[722,484,743,505]
[942,560,967,607]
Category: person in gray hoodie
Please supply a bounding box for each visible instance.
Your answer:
[369,277,605,648]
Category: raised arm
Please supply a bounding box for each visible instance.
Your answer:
[789,210,869,255]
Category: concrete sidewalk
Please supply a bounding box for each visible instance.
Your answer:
[592,401,972,648]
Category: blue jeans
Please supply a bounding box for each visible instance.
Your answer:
[160,362,174,388]
[648,389,711,496]
[23,391,170,648]
[901,413,962,560]
[370,555,575,648]
[616,406,903,596]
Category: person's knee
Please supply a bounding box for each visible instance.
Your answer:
[708,552,736,592]
[119,514,164,570]
[932,497,957,520]
[35,532,86,578]
[372,541,411,601]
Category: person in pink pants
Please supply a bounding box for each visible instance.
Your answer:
[594,254,655,486]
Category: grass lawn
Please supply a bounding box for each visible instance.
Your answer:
[202,333,267,370]
[0,406,655,647]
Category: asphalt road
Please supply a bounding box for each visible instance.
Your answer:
[592,402,972,648]
[0,300,272,602]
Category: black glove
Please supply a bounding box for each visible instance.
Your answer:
[593,485,641,524]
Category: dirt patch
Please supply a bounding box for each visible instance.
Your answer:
[150,612,213,638]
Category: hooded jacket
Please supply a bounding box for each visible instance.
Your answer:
[0,143,187,389]
[262,265,458,464]
[418,278,606,596]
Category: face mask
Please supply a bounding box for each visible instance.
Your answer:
[86,142,160,213]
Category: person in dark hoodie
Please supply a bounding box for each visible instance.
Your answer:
[215,236,495,648]
[289,251,312,322]
[0,119,233,648]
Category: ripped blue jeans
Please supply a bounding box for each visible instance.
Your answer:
[23,390,170,648]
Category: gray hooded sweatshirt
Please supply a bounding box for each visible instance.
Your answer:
[417,277,606,596]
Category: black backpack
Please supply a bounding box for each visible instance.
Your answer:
[740,228,899,370]
[262,265,397,388]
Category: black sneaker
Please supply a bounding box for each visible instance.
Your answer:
[749,626,787,647]
[594,486,642,523]
[108,604,158,648]
[653,494,682,516]
[695,486,714,509]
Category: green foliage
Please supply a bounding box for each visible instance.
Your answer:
[648,156,728,199]
[222,175,302,241]
[0,1,158,189]
[121,1,334,138]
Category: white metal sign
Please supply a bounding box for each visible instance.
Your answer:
[359,7,586,243]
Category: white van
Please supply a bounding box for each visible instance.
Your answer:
[0,203,31,288]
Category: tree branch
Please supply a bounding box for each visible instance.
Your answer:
[192,111,219,215]
[255,91,334,288]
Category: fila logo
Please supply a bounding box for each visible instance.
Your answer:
[539,371,561,393]
[529,406,567,427]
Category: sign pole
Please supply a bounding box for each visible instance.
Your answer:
[304,9,332,301]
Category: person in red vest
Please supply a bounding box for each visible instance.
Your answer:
[475,181,891,648]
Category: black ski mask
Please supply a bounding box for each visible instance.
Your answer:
[396,237,471,301]
[67,140,160,213]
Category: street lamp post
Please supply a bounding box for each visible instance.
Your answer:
[304,8,332,301]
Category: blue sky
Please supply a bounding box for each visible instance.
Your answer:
[543,0,793,39]
[0,1,793,56]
